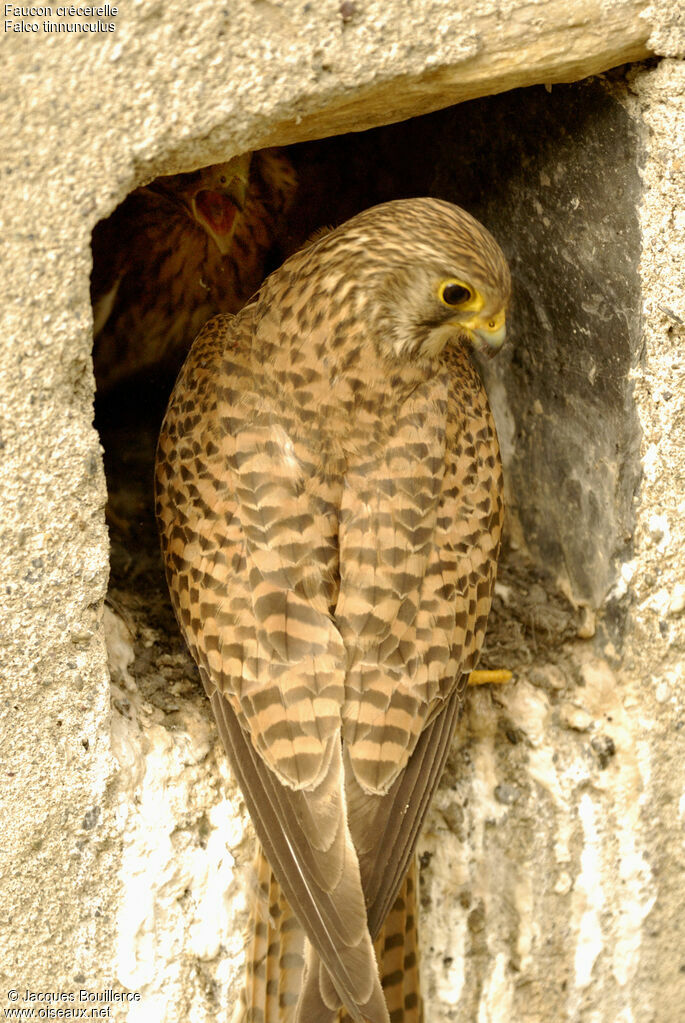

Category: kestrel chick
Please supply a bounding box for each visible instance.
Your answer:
[155,197,510,1022]
[92,148,296,392]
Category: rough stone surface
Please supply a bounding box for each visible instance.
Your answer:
[1,2,684,1021]
[465,81,644,610]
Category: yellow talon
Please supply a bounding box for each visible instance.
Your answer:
[467,669,513,686]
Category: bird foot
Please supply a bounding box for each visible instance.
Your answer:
[467,669,512,686]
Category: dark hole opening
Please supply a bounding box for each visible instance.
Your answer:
[93,72,642,742]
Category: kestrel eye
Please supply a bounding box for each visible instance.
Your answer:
[440,281,473,307]
[220,176,227,184]
[488,319,496,329]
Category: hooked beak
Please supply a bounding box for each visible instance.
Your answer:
[460,309,507,358]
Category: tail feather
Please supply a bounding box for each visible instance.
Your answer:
[236,846,422,1023]
[340,859,423,1023]
[235,844,306,1022]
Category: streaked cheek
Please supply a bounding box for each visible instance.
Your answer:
[423,322,460,357]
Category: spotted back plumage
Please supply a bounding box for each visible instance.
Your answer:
[155,197,508,1023]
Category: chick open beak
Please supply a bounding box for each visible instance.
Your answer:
[461,309,507,357]
[193,156,252,254]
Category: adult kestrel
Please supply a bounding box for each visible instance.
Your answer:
[91,149,296,392]
[155,197,510,1022]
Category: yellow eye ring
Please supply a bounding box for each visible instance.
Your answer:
[438,278,481,311]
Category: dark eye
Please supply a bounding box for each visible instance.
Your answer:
[440,281,473,306]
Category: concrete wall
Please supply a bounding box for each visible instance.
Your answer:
[1,2,684,1020]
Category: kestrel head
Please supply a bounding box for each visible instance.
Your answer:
[147,152,253,254]
[299,197,511,361]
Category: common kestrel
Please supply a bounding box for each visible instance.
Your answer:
[155,197,510,1022]
[91,149,296,392]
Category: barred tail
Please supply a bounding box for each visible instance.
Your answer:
[340,858,423,1023]
[234,843,306,1023]
[236,846,422,1023]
